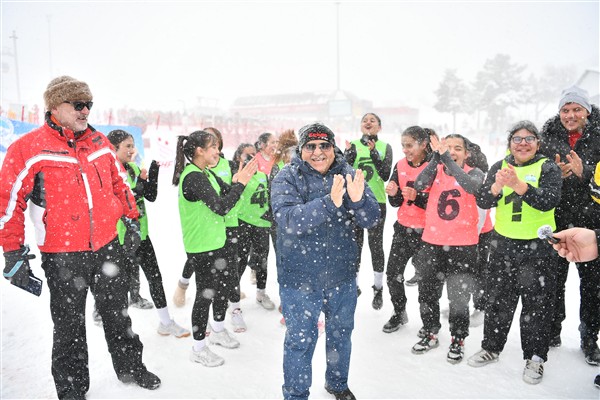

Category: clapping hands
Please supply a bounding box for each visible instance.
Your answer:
[330,170,366,208]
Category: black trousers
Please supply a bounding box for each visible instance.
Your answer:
[550,256,600,341]
[355,203,386,274]
[188,247,231,341]
[224,226,242,303]
[41,238,145,399]
[237,221,270,290]
[482,251,557,361]
[416,243,476,338]
[129,236,167,309]
[577,257,600,341]
[385,222,423,315]
[471,231,492,312]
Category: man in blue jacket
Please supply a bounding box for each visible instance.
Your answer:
[271,123,380,400]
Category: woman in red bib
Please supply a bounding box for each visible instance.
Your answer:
[382,126,432,333]
[411,134,485,364]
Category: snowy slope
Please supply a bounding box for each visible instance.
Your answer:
[1,138,599,400]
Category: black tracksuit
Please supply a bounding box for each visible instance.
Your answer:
[385,161,429,315]
[476,154,562,360]
[344,139,393,274]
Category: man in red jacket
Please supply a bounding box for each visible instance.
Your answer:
[0,76,160,399]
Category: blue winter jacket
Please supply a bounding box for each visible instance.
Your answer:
[271,152,380,291]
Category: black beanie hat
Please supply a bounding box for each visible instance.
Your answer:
[298,123,336,149]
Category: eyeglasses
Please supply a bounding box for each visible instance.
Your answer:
[64,101,93,111]
[511,135,537,144]
[303,142,333,153]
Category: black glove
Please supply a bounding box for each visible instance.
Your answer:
[122,217,142,255]
[148,160,160,183]
[3,245,36,287]
[144,160,160,202]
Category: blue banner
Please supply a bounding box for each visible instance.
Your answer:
[0,117,144,164]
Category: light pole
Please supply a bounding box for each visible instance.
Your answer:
[335,1,341,92]
[9,30,21,104]
[47,15,53,77]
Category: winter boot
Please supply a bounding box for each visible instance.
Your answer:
[382,310,408,333]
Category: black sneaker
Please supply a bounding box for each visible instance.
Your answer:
[411,332,439,354]
[325,384,356,400]
[548,335,561,348]
[371,285,383,310]
[594,374,600,389]
[119,369,161,390]
[447,336,465,364]
[405,274,421,287]
[382,311,408,333]
[581,337,600,366]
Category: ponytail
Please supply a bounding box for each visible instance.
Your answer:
[171,130,216,186]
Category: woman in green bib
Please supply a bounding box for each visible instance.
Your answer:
[344,113,393,309]
[232,143,276,311]
[468,121,562,385]
[172,130,257,367]
[106,130,190,338]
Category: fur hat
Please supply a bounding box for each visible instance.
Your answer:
[558,85,591,113]
[43,76,93,111]
[298,123,335,149]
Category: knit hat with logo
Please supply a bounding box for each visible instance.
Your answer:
[298,123,336,149]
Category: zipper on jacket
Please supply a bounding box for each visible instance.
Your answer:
[73,141,96,251]
[93,164,103,188]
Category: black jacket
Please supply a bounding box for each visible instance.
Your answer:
[539,104,600,228]
[476,153,562,257]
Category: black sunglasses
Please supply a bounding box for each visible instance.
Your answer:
[65,101,93,111]
[303,142,333,152]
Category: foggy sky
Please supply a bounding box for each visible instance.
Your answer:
[2,1,598,113]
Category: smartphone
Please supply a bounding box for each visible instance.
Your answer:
[244,154,254,163]
[11,274,43,296]
[360,134,371,146]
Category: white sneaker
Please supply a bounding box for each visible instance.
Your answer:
[470,309,485,327]
[190,346,224,367]
[256,292,275,310]
[231,308,247,333]
[523,359,544,384]
[209,328,240,349]
[467,348,499,367]
[157,319,191,338]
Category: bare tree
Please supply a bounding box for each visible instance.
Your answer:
[434,69,468,133]
[473,54,526,132]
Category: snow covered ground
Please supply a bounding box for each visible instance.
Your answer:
[2,139,599,399]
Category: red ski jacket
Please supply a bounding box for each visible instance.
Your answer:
[0,115,139,253]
